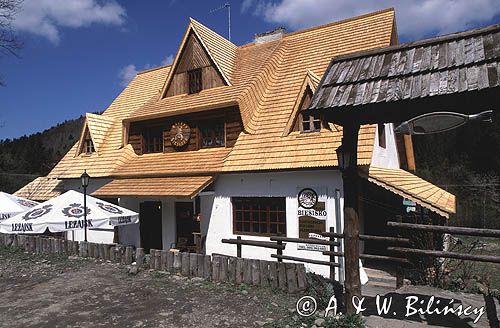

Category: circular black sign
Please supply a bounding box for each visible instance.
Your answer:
[298,188,318,209]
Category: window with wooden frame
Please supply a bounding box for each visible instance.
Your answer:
[142,127,164,153]
[298,87,322,132]
[232,197,286,236]
[200,122,225,148]
[378,123,386,148]
[84,138,95,154]
[188,68,202,94]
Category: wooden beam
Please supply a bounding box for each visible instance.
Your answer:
[270,236,340,247]
[342,123,361,314]
[387,221,500,238]
[221,238,285,250]
[388,247,500,264]
[271,254,340,267]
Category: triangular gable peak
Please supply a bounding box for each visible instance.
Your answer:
[282,70,322,136]
[160,18,237,98]
[75,113,116,156]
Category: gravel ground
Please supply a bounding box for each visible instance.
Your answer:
[0,247,296,328]
[1,246,498,328]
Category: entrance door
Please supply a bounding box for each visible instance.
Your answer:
[139,201,162,252]
[175,202,197,248]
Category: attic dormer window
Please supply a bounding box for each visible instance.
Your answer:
[188,68,202,94]
[84,138,95,154]
[298,87,322,132]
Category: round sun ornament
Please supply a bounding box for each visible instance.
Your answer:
[298,188,318,209]
[170,122,190,148]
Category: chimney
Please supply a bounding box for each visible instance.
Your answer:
[254,27,286,44]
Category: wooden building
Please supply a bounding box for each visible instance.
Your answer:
[15,8,456,278]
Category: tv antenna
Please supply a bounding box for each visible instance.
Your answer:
[210,2,231,41]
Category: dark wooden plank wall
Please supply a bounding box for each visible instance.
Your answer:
[166,32,225,97]
[128,108,242,155]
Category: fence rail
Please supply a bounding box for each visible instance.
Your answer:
[387,221,500,238]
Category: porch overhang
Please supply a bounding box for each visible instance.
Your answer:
[92,176,215,198]
[365,166,455,218]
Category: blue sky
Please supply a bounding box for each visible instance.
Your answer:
[1,0,499,140]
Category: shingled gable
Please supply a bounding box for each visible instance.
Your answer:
[159,18,238,98]
[282,70,321,136]
[75,113,117,156]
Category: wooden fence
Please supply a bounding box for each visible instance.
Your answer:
[0,233,307,293]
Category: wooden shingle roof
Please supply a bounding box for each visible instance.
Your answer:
[367,166,456,218]
[14,177,64,201]
[310,24,500,119]
[48,9,396,179]
[92,175,214,198]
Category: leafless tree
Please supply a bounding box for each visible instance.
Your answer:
[0,0,22,86]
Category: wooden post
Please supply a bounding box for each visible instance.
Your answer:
[161,250,168,271]
[150,249,156,269]
[125,246,134,265]
[237,236,242,258]
[166,251,174,271]
[154,250,161,270]
[341,123,362,314]
[329,227,336,281]
[276,239,283,263]
[181,252,190,276]
[173,252,181,273]
[135,248,145,268]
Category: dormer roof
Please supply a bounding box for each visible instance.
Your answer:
[160,18,238,98]
[76,113,117,156]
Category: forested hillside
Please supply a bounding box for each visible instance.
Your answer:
[0,116,84,193]
[0,113,498,228]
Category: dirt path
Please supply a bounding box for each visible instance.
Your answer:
[0,248,295,328]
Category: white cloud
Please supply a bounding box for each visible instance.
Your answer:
[118,64,138,87]
[161,54,174,66]
[249,0,500,39]
[12,0,126,44]
[119,54,174,87]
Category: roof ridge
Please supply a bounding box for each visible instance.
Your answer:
[331,23,500,63]
[137,64,172,75]
[283,7,395,39]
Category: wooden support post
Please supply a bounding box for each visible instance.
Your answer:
[286,263,299,293]
[181,252,190,276]
[329,226,336,281]
[135,248,145,268]
[125,246,134,265]
[243,259,252,284]
[99,244,106,260]
[259,261,270,287]
[203,255,212,280]
[150,249,156,269]
[236,236,242,258]
[166,251,174,271]
[80,241,88,257]
[276,238,283,262]
[228,257,236,283]
[212,256,221,281]
[251,259,260,285]
[189,253,198,277]
[269,262,278,288]
[154,250,161,270]
[173,252,181,273]
[341,123,361,314]
[277,262,287,290]
[219,256,228,282]
[196,254,205,277]
[235,258,244,284]
[161,250,168,271]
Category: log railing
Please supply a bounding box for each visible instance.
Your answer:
[387,221,500,264]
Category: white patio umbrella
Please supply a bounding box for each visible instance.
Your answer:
[0,190,139,234]
[0,192,39,221]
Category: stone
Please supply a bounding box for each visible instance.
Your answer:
[128,266,138,275]
[314,318,325,326]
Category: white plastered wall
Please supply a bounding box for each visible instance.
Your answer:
[203,171,344,278]
[370,123,400,169]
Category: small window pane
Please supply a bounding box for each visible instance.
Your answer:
[188,69,202,94]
